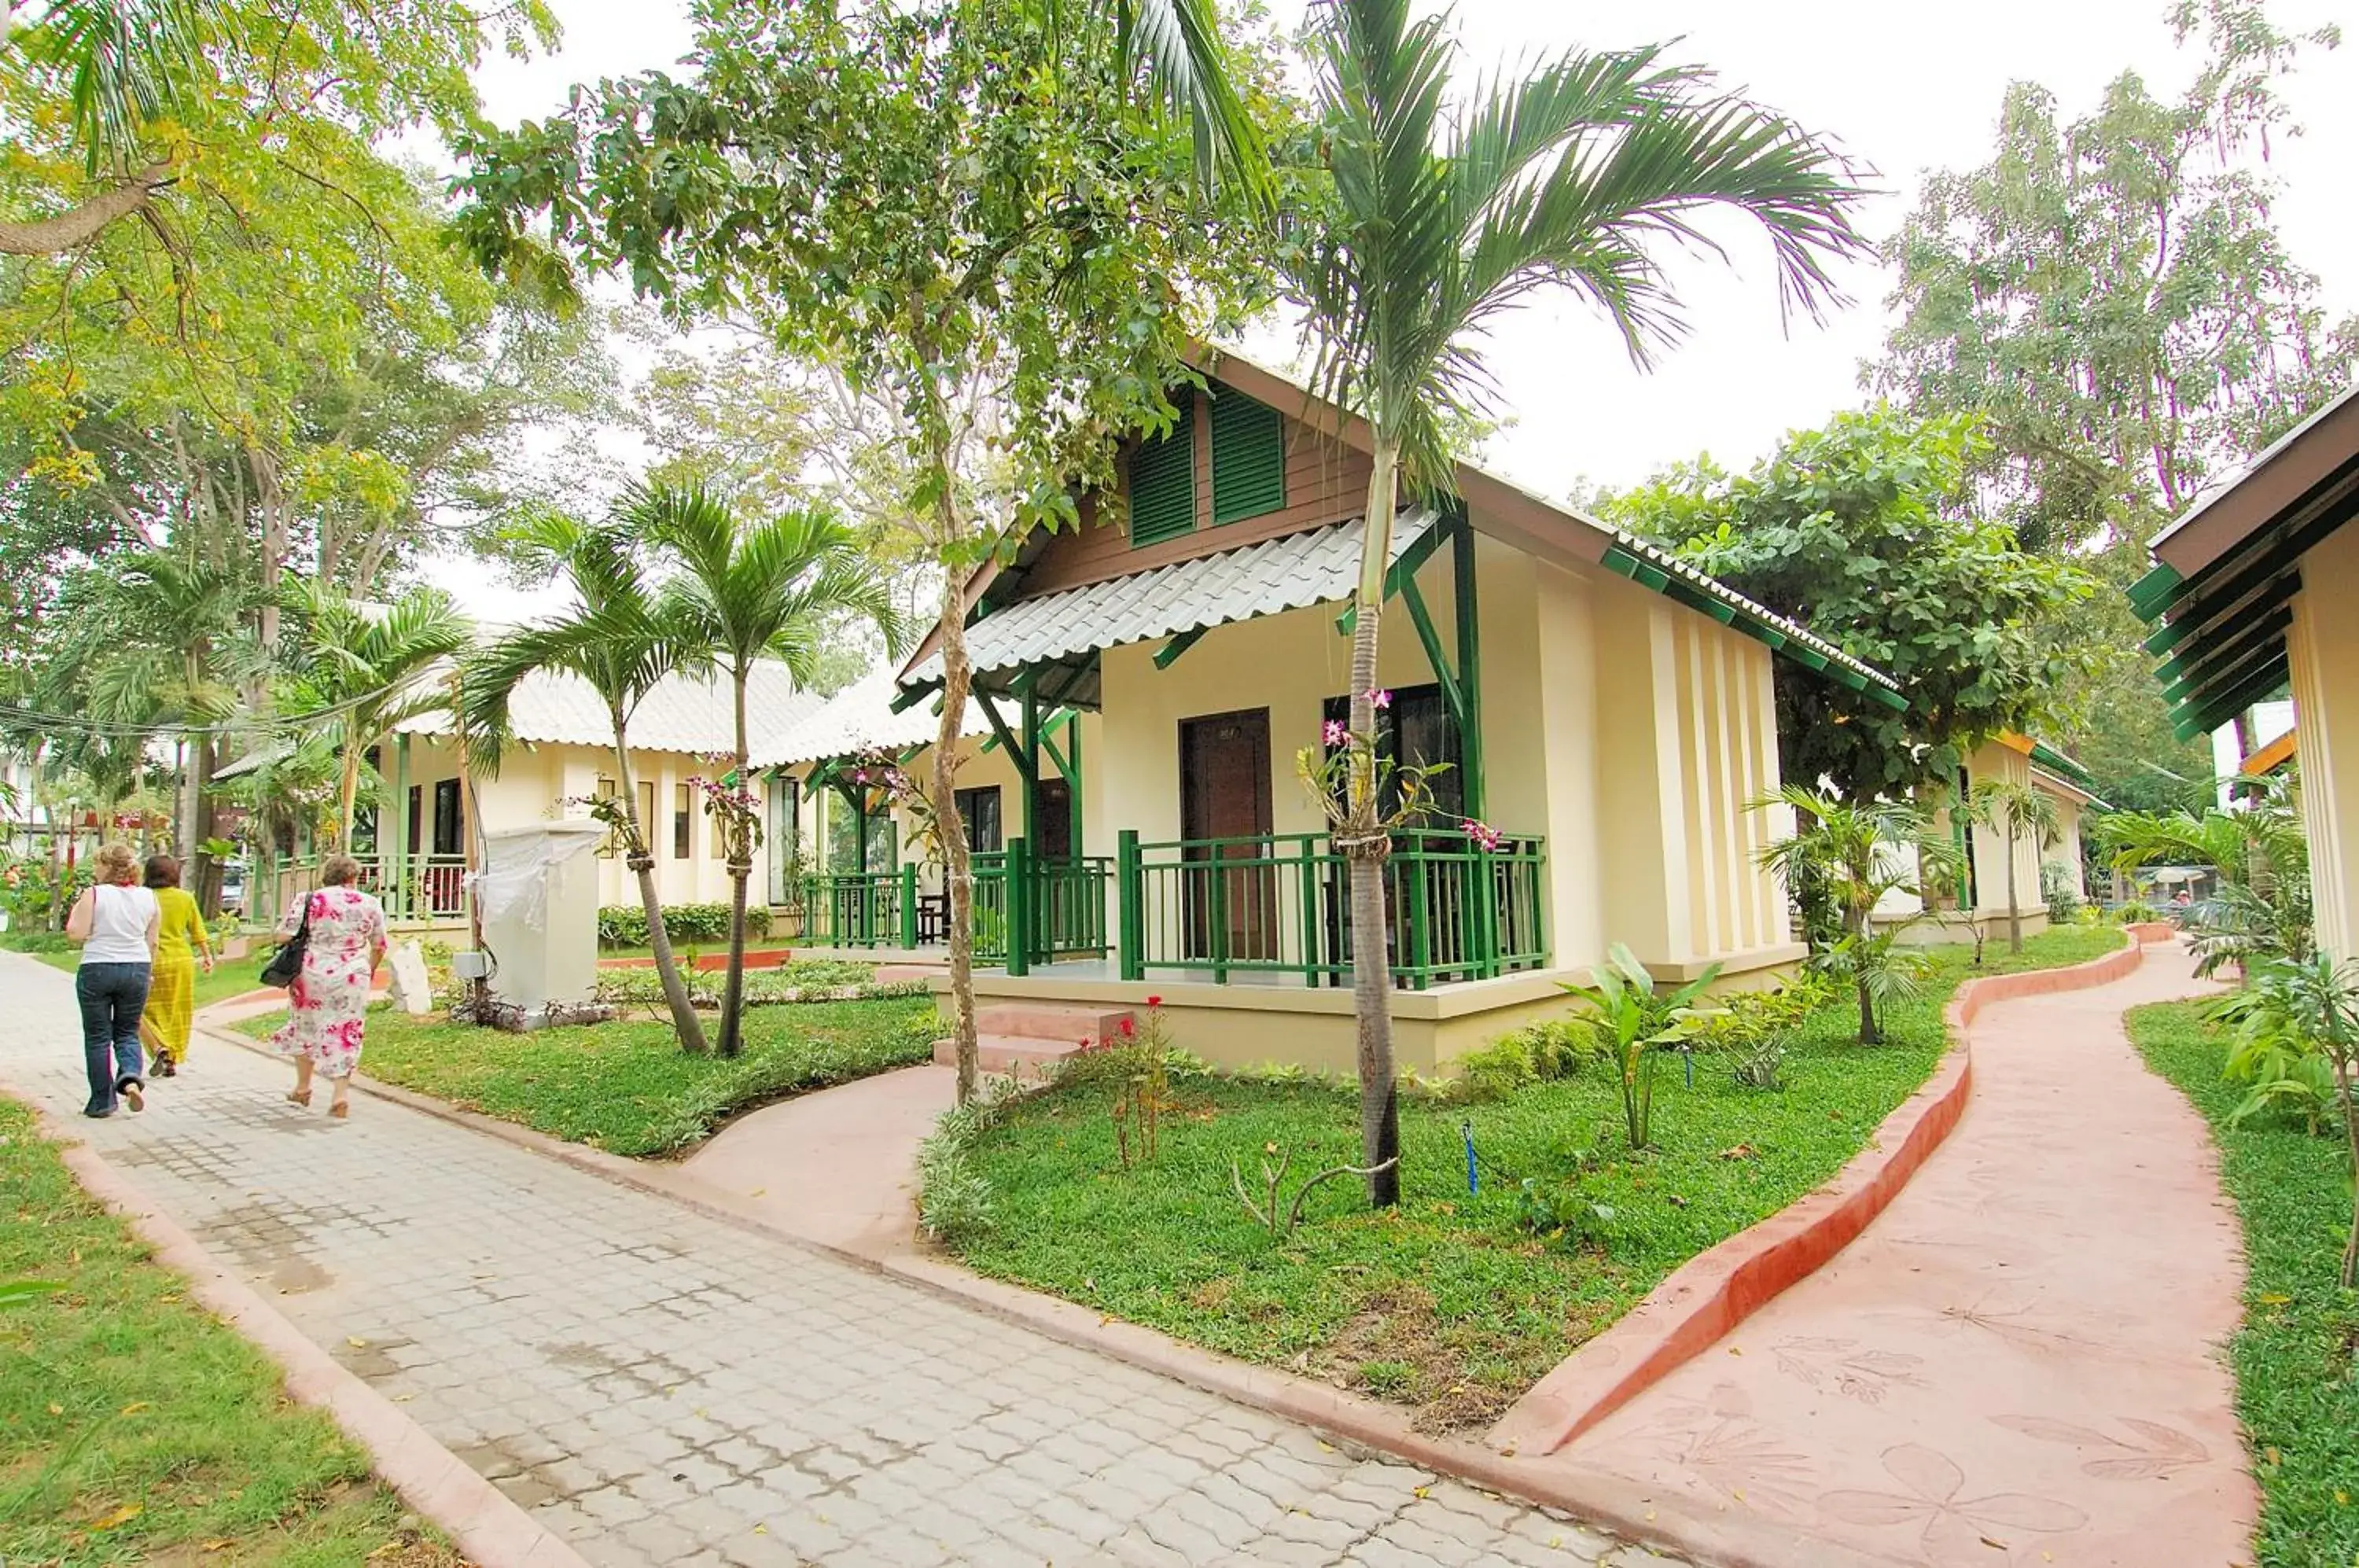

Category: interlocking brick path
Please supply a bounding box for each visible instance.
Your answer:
[0,955,1684,1567]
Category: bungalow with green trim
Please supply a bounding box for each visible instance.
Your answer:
[815,353,1905,1071]
[2134,381,2359,963]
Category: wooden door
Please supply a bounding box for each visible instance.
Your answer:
[1180,710,1276,961]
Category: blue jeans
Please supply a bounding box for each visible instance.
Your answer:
[76,961,151,1114]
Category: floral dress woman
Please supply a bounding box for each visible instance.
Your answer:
[270,878,387,1114]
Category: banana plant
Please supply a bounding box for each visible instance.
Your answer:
[1560,943,1722,1151]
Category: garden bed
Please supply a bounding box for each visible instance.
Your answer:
[237,994,937,1156]
[2129,999,2359,1568]
[932,927,2123,1433]
[0,1096,461,1566]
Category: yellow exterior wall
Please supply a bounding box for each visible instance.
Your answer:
[2291,525,2359,963]
[1081,532,1797,984]
[390,735,790,912]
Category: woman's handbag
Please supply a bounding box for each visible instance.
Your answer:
[259,893,315,988]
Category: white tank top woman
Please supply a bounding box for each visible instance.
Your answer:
[81,883,160,965]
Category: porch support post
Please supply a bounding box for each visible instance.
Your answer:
[898,861,919,950]
[1117,829,1143,981]
[1006,835,1032,977]
[387,733,410,919]
[1452,506,1485,822]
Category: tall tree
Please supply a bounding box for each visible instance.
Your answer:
[455,0,1283,1105]
[1286,0,1868,1204]
[280,583,471,848]
[459,513,710,1054]
[638,481,900,1058]
[1607,407,2097,801]
[1870,0,2352,797]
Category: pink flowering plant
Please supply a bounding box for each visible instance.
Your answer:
[565,791,650,863]
[849,745,944,863]
[1295,691,1452,851]
[686,758,764,874]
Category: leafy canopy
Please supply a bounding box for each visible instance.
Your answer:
[1608,406,2096,800]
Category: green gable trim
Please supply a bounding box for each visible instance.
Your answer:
[2026,741,2099,794]
[2127,560,2184,620]
[1209,389,1285,526]
[1595,541,1908,711]
[1126,395,1195,547]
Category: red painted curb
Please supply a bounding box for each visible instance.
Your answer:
[597,947,798,972]
[2,1091,592,1568]
[1490,930,2158,1459]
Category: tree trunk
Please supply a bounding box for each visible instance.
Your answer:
[718,669,753,1058]
[1347,440,1403,1208]
[613,719,707,1054]
[0,163,173,255]
[336,746,362,852]
[933,466,981,1106]
[2004,826,2023,954]
[1851,902,1882,1045]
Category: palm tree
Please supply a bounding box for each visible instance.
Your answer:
[2102,777,2312,977]
[637,481,900,1058]
[283,583,472,852]
[1290,0,1868,1203]
[1965,778,2059,955]
[1044,0,1265,193]
[459,513,710,1054]
[77,550,261,893]
[1756,786,1958,1046]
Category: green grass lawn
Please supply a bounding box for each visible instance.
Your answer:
[944,925,2126,1432]
[2129,999,2359,1568]
[242,996,938,1157]
[0,1096,461,1566]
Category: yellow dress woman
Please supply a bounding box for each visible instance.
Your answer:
[139,854,213,1077]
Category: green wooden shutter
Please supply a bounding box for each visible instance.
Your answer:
[1210,389,1286,525]
[1126,396,1196,547]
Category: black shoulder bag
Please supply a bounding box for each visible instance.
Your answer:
[259,892,316,988]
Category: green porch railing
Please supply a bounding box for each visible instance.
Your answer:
[792,845,1113,966]
[263,852,470,927]
[1118,828,1547,988]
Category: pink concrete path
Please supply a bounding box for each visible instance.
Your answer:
[1546,942,2255,1568]
[676,1062,952,1257]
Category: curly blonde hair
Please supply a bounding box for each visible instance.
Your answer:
[93,841,140,885]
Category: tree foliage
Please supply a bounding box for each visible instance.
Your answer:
[1608,406,2096,801]
[1871,0,2353,549]
[455,0,1286,1088]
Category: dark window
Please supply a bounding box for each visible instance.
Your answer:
[1032,777,1073,861]
[1126,392,1195,546]
[432,778,462,856]
[955,786,1003,854]
[673,782,691,859]
[1209,388,1285,525]
[1321,683,1462,823]
[407,785,423,857]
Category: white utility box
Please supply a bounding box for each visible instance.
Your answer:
[477,821,607,1013]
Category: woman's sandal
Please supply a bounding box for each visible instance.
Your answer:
[329,1101,349,1121]
[285,1089,311,1108]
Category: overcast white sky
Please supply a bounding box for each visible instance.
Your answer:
[431,0,2358,614]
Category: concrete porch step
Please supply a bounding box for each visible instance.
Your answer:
[973,1003,1136,1047]
[873,963,948,983]
[931,1033,1095,1080]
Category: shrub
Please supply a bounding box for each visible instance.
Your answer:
[916,1102,999,1245]
[2040,863,2082,926]
[595,902,772,948]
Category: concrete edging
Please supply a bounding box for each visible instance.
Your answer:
[7,1090,592,1568]
[1489,928,2160,1460]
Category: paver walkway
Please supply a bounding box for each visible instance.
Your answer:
[1545,942,2252,1568]
[0,954,1676,1568]
[681,1063,954,1257]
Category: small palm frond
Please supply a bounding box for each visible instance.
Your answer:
[20,0,222,175]
[1102,0,1269,196]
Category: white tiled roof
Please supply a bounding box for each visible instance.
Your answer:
[752,668,988,769]
[396,658,819,758]
[906,510,1439,685]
